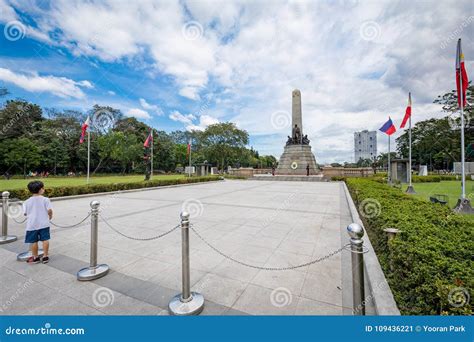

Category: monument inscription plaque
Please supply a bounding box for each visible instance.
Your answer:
[276,90,319,175]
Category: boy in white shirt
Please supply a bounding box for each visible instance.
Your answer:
[22,181,53,264]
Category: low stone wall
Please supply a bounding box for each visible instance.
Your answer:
[228,168,272,177]
[321,167,374,178]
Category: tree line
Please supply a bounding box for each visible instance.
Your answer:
[0,90,276,177]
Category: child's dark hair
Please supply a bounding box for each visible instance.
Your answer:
[27,180,44,194]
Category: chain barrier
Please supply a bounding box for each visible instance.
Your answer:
[100,214,180,241]
[50,212,92,229]
[190,224,346,271]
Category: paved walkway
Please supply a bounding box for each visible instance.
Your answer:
[0,180,354,315]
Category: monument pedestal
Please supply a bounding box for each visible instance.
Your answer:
[276,144,318,175]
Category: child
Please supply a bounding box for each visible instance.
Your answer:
[22,181,52,264]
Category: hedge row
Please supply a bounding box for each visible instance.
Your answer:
[346,178,473,315]
[8,176,221,200]
[223,175,249,180]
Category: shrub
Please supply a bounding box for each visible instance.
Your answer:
[330,176,346,182]
[412,175,441,183]
[8,176,220,200]
[346,178,473,315]
[223,175,249,180]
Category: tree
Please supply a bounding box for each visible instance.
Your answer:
[433,83,473,127]
[0,100,43,140]
[103,132,142,174]
[356,158,373,167]
[3,138,42,177]
[154,130,176,171]
[200,122,249,170]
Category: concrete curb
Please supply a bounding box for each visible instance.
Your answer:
[1,178,224,204]
[341,181,400,315]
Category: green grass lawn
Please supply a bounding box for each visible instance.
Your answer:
[411,181,474,222]
[411,180,474,208]
[0,174,186,191]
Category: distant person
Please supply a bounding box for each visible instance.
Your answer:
[272,166,275,176]
[306,164,310,176]
[4,171,10,180]
[22,181,52,264]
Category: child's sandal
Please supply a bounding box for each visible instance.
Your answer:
[27,256,41,264]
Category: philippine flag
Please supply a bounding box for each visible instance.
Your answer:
[79,117,90,144]
[143,130,153,148]
[400,92,412,129]
[379,117,396,136]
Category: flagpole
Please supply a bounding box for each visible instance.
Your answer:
[459,65,466,200]
[150,129,153,180]
[87,130,90,184]
[406,93,416,194]
[409,115,412,186]
[388,134,391,185]
[188,139,192,178]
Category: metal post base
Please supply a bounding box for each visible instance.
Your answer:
[168,292,205,316]
[17,249,44,261]
[453,198,473,214]
[0,235,17,245]
[405,185,416,194]
[77,264,110,281]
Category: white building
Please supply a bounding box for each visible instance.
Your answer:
[354,130,377,162]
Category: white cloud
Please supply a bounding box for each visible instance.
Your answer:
[108,90,116,95]
[169,110,218,131]
[186,114,219,131]
[125,108,151,119]
[0,67,92,99]
[169,110,195,124]
[139,98,163,115]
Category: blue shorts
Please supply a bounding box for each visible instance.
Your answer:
[25,227,50,243]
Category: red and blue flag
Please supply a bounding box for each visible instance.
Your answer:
[379,117,396,136]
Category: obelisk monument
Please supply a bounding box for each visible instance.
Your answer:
[276,89,318,175]
[292,90,303,138]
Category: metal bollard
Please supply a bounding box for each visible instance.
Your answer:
[1,191,17,245]
[77,201,109,281]
[347,222,366,315]
[168,211,204,315]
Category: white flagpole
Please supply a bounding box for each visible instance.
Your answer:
[459,64,466,200]
[150,130,153,179]
[388,134,391,184]
[405,94,416,194]
[87,130,90,184]
[408,108,412,187]
[188,139,192,177]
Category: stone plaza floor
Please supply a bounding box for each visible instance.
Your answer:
[0,179,354,315]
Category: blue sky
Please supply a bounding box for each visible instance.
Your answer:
[0,0,472,163]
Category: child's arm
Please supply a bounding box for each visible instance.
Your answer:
[45,198,53,220]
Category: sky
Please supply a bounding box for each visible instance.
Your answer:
[0,0,472,163]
